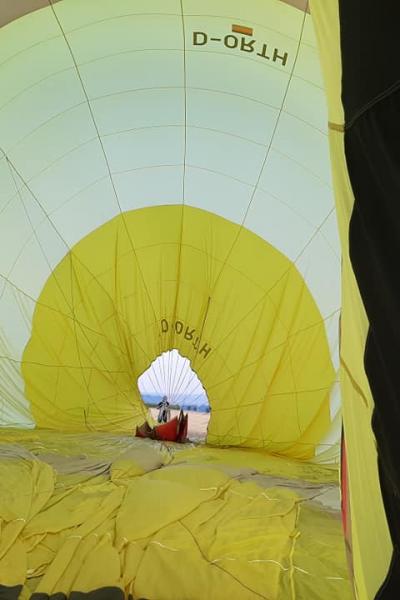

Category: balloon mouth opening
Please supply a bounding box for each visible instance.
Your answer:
[138,347,211,442]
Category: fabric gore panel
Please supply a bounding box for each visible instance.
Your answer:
[344,86,400,598]
[339,0,400,126]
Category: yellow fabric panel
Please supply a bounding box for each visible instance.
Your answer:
[110,445,166,481]
[311,0,392,597]
[171,444,339,484]
[309,0,343,126]
[0,538,26,586]
[0,430,351,597]
[144,462,230,488]
[24,482,122,537]
[0,456,54,526]
[22,205,335,458]
[25,532,61,579]
[115,471,227,544]
[0,454,54,581]
[132,476,299,600]
[134,521,259,600]
[34,535,83,595]
[186,481,297,597]
[69,535,123,593]
[121,541,146,595]
[0,455,54,587]
[287,502,352,599]
[51,534,100,593]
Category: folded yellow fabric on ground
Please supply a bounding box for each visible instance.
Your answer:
[0,433,351,599]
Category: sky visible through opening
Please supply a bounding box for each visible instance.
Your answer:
[138,349,210,413]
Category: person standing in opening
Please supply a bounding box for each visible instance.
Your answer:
[157,395,171,423]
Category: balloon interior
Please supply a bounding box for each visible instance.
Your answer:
[0,1,373,599]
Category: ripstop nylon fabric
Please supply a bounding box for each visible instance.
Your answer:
[0,0,341,460]
[311,0,393,597]
[22,205,334,456]
[0,431,351,599]
[0,0,361,597]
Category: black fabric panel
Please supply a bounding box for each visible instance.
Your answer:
[375,458,400,598]
[0,586,22,600]
[70,588,124,600]
[31,590,123,600]
[339,0,400,126]
[31,594,67,600]
[345,87,400,597]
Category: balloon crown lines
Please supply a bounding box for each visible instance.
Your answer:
[193,24,289,67]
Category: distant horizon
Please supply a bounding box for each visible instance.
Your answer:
[141,392,210,413]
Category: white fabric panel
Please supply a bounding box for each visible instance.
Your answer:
[185,166,253,223]
[113,166,183,212]
[0,8,59,67]
[92,89,184,135]
[185,0,304,41]
[8,103,97,182]
[293,37,324,88]
[50,178,120,248]
[0,193,45,275]
[258,149,333,228]
[0,156,16,211]
[284,77,327,133]
[68,14,182,64]
[186,127,266,185]
[80,51,184,98]
[244,187,316,260]
[296,231,341,319]
[0,36,71,112]
[104,127,184,174]
[55,0,180,33]
[187,88,278,146]
[0,284,35,362]
[272,112,332,187]
[26,140,107,215]
[319,209,341,259]
[0,69,84,152]
[186,50,290,109]
[0,285,36,426]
